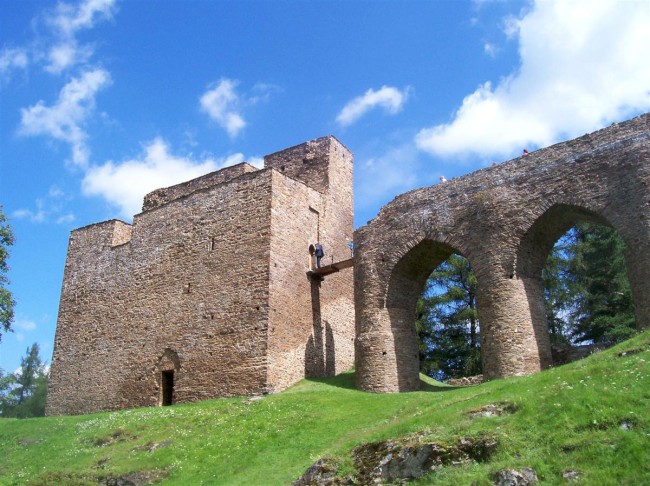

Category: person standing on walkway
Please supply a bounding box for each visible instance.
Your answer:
[314,243,324,268]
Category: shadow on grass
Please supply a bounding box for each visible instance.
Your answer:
[304,371,465,393]
[418,379,462,392]
[305,371,357,390]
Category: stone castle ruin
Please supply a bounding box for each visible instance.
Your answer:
[47,136,355,415]
[47,113,649,415]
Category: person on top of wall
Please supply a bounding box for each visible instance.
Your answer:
[314,243,324,268]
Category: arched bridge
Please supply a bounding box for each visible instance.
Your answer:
[354,113,650,392]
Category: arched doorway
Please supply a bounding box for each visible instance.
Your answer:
[157,348,180,406]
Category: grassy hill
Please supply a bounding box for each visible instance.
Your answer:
[1,331,649,485]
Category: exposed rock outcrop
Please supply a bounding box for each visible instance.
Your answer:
[295,434,497,485]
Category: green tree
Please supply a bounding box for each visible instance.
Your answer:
[0,343,49,418]
[418,223,635,381]
[542,228,580,345]
[0,206,15,342]
[542,222,636,346]
[416,254,480,381]
[568,223,635,344]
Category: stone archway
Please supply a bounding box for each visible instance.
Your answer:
[514,204,614,369]
[355,113,650,393]
[382,240,475,391]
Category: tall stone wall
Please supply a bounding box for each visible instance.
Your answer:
[48,169,275,415]
[314,139,355,376]
[47,220,134,414]
[267,171,324,390]
[266,137,355,391]
[355,113,650,393]
[47,135,356,416]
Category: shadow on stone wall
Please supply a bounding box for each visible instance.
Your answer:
[305,278,336,377]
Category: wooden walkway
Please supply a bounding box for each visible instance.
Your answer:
[308,257,354,278]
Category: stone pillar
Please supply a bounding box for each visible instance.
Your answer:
[519,275,553,369]
[355,307,420,393]
[608,142,650,330]
[354,234,428,393]
[623,232,650,331]
[387,306,421,391]
[476,274,548,380]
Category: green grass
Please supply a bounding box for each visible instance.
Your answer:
[1,331,649,485]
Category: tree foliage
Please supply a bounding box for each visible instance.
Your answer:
[416,254,480,381]
[0,343,49,418]
[544,223,636,345]
[542,229,580,345]
[418,222,636,381]
[0,206,15,342]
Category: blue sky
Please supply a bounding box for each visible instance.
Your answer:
[1,0,649,373]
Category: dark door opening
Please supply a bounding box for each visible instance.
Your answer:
[161,371,174,406]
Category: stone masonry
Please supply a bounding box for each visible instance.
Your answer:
[355,113,650,393]
[46,136,355,415]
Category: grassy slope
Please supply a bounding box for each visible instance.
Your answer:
[1,331,649,486]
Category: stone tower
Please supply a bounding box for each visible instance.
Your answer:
[46,136,355,415]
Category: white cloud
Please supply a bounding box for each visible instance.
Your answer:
[502,14,520,39]
[56,214,76,224]
[43,0,115,74]
[200,79,246,137]
[47,0,117,38]
[248,82,282,105]
[15,319,37,332]
[336,86,410,127]
[2,0,117,77]
[49,185,65,198]
[0,47,29,79]
[199,79,278,137]
[12,318,37,343]
[355,143,421,210]
[12,207,46,224]
[45,41,93,74]
[12,187,75,225]
[483,42,498,57]
[19,69,111,167]
[82,138,261,219]
[416,0,650,160]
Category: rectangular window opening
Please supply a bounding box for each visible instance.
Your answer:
[161,370,174,406]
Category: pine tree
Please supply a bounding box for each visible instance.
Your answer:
[568,223,636,344]
[542,228,580,345]
[416,254,480,381]
[542,222,636,347]
[417,223,636,381]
